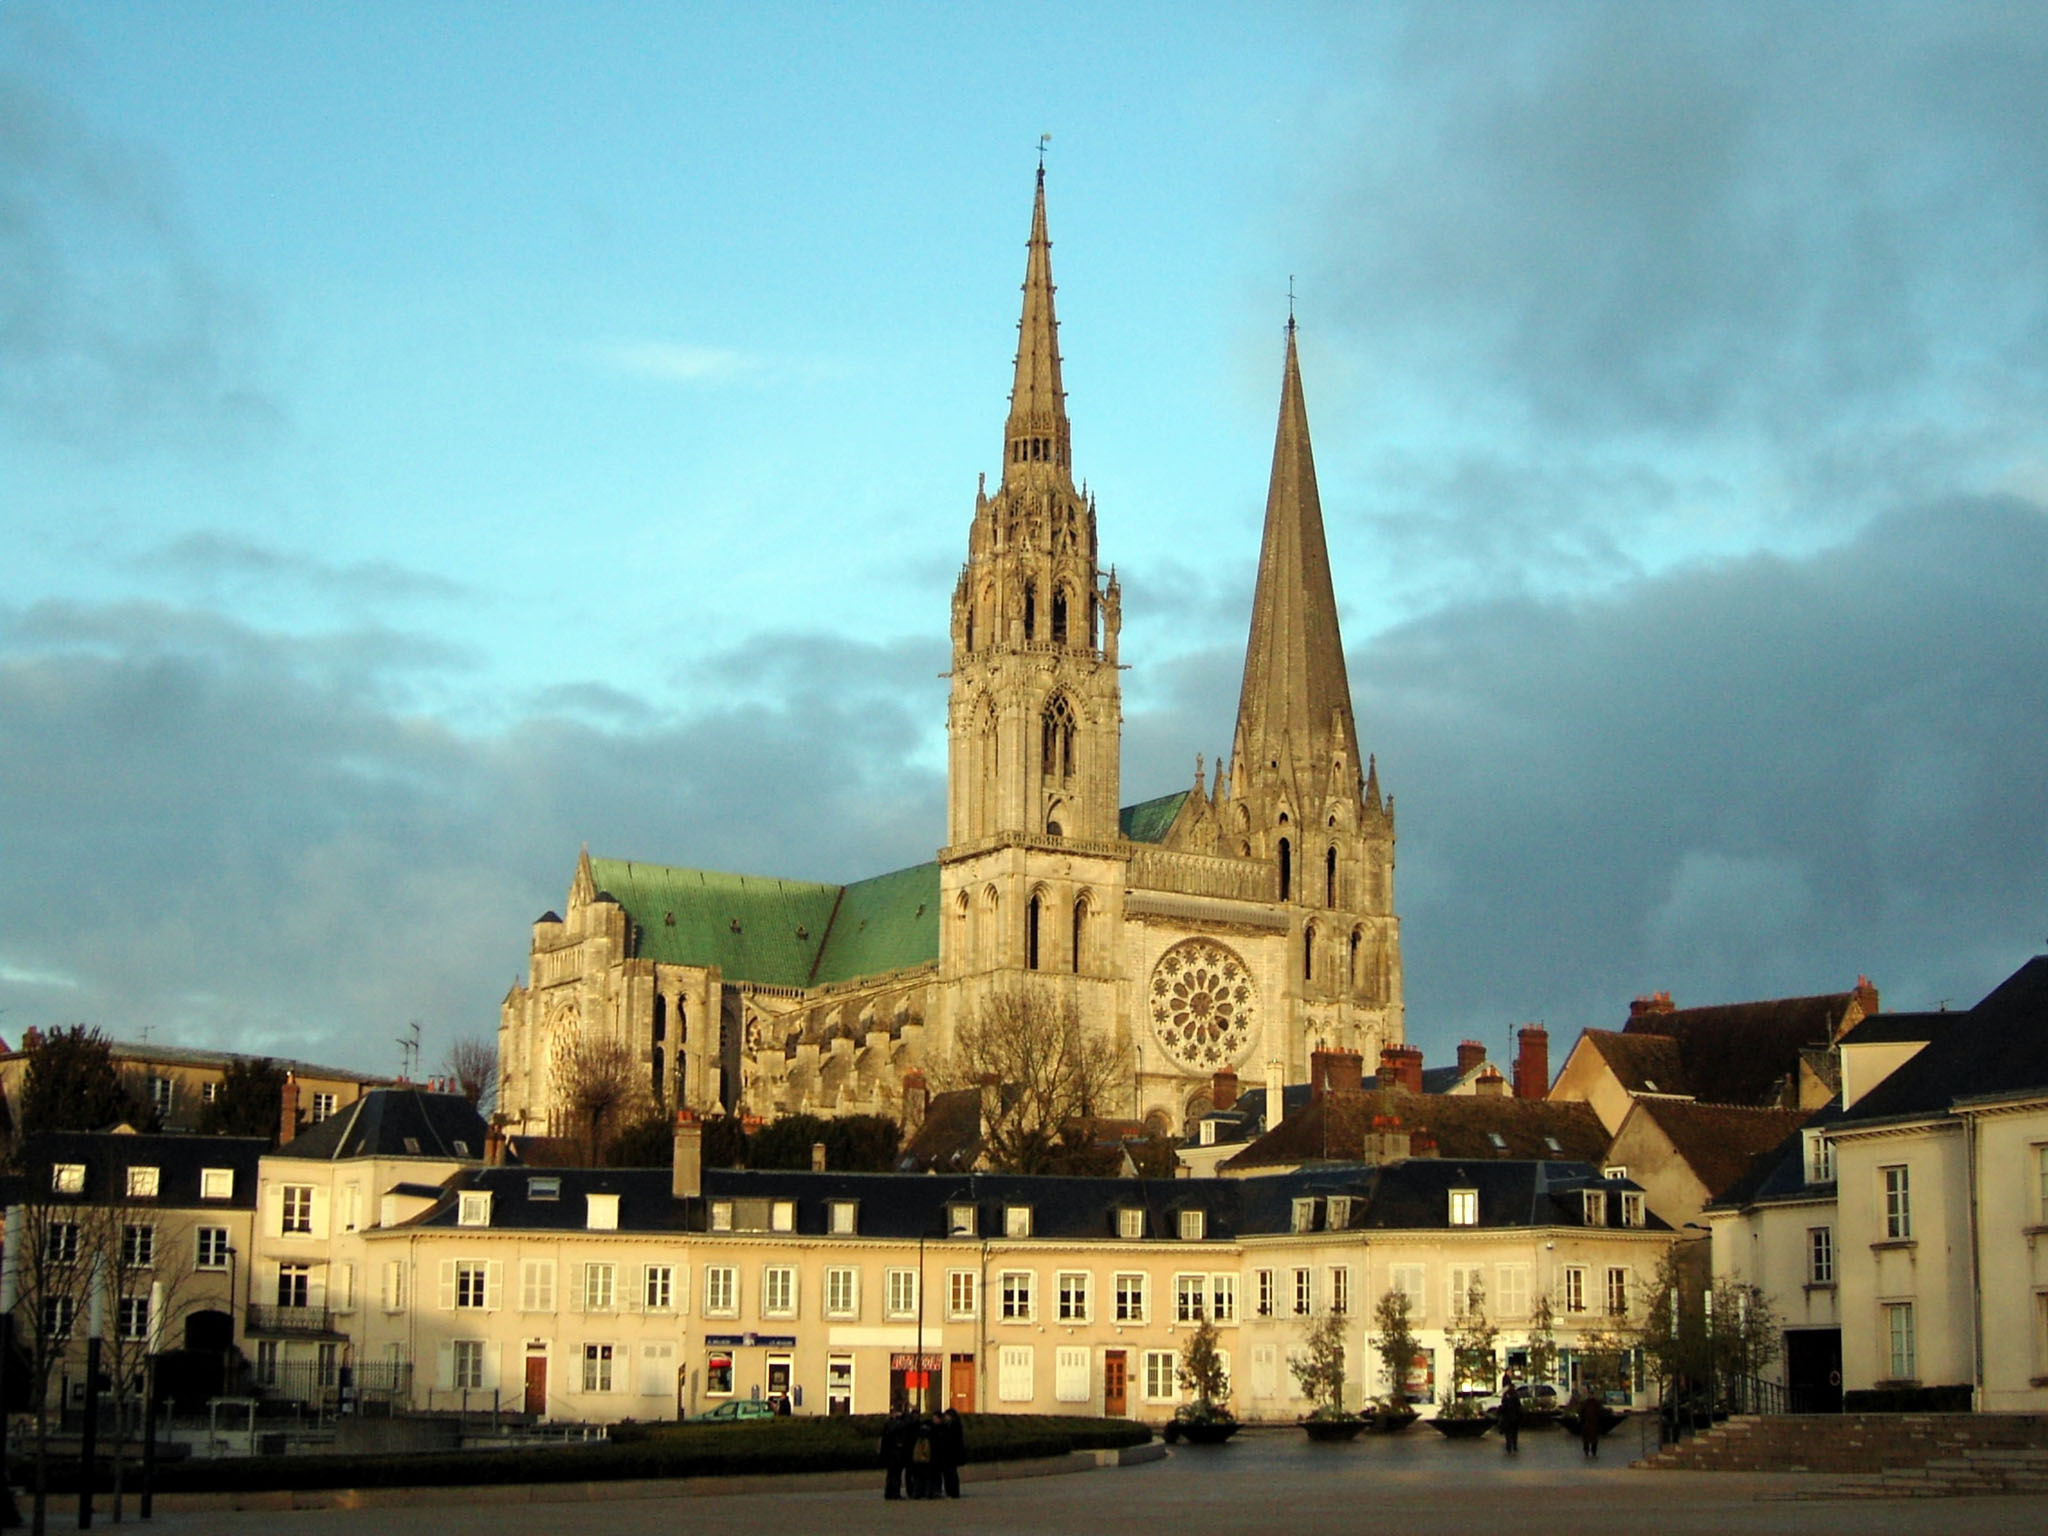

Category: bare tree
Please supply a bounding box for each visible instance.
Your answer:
[6,1178,102,1535]
[442,1035,499,1114]
[941,987,1126,1173]
[549,1033,643,1164]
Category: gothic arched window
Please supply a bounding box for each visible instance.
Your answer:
[1304,922,1317,982]
[1072,895,1088,973]
[1327,846,1339,908]
[1350,928,1364,988]
[1024,580,1037,640]
[1026,894,1043,971]
[1041,694,1076,779]
[1278,837,1292,901]
[1051,585,1069,645]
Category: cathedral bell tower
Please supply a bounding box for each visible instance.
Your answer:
[940,168,1126,997]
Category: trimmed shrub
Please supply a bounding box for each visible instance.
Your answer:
[1840,1384,1974,1414]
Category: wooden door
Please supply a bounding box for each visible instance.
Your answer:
[1104,1350,1127,1417]
[523,1354,547,1417]
[949,1355,975,1413]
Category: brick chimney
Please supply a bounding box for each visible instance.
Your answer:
[1457,1040,1486,1076]
[1377,1048,1402,1090]
[1409,1128,1439,1158]
[1851,975,1881,1026]
[671,1109,703,1201]
[1514,1026,1550,1100]
[1389,1045,1424,1094]
[1364,1113,1412,1164]
[1211,1066,1239,1113]
[1310,1048,1364,1100]
[278,1073,300,1147]
[1473,1066,1507,1097]
[1629,991,1676,1021]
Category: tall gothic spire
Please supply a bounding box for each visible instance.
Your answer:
[1232,320,1361,794]
[1002,166,1072,484]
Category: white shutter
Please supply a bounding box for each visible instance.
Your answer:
[626,1266,645,1314]
[485,1261,503,1312]
[438,1259,457,1312]
[436,1341,455,1391]
[675,1263,688,1317]
[567,1263,584,1313]
[308,1267,327,1308]
[310,1186,330,1240]
[263,1183,284,1238]
[335,1262,356,1311]
[482,1343,502,1392]
[1055,1347,1089,1403]
[998,1345,1035,1402]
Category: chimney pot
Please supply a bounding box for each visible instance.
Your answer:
[671,1109,703,1201]
[1514,1025,1550,1100]
[278,1074,300,1147]
[1457,1040,1486,1075]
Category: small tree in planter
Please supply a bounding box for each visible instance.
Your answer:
[1290,1312,1362,1435]
[1170,1317,1236,1441]
[1438,1277,1499,1426]
[1523,1293,1559,1391]
[1370,1289,1420,1427]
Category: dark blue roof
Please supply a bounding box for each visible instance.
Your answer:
[1,1131,266,1209]
[1837,956,2048,1125]
[271,1087,487,1162]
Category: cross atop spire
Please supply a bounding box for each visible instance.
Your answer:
[1231,320,1362,798]
[1002,166,1072,485]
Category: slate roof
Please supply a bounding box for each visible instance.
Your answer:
[0,1040,390,1085]
[899,1088,984,1172]
[405,1159,1662,1240]
[1621,991,1857,1106]
[1584,1031,1690,1097]
[1707,1102,1842,1211]
[1185,1083,1316,1149]
[1119,790,1190,844]
[270,1087,488,1162]
[1837,956,2048,1125]
[1220,1090,1610,1171]
[1626,1099,1811,1205]
[1838,1011,1951,1044]
[1,1131,266,1210]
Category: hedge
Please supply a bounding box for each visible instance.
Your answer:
[1839,1384,1975,1414]
[29,1413,1151,1495]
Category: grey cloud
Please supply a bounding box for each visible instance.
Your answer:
[142,533,470,607]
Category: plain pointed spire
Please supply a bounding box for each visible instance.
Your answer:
[1232,320,1362,793]
[1002,165,1072,483]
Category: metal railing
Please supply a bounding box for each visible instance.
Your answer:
[246,1304,338,1336]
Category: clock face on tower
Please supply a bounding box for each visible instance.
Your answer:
[1148,938,1258,1071]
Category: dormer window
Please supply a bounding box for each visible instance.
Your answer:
[126,1167,160,1199]
[1603,1165,1629,1181]
[1621,1192,1645,1228]
[1178,1209,1206,1241]
[1487,1132,1508,1151]
[1004,1204,1032,1239]
[586,1192,619,1231]
[1325,1196,1352,1229]
[1543,1136,1562,1155]
[1804,1130,1835,1185]
[1117,1208,1144,1240]
[200,1168,234,1200]
[1581,1190,1608,1226]
[1200,1120,1218,1147]
[527,1176,560,1201]
[710,1200,734,1232]
[1291,1198,1318,1234]
[52,1165,85,1196]
[458,1191,492,1227]
[948,1202,977,1238]
[829,1200,859,1235]
[1448,1188,1478,1226]
[771,1200,796,1233]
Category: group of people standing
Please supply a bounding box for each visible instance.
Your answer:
[881,1406,966,1499]
[1495,1376,1607,1458]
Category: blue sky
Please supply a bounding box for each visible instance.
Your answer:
[5,2,2046,1078]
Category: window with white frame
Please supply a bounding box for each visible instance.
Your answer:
[458,1192,491,1227]
[947,1269,977,1319]
[1581,1190,1607,1227]
[583,1342,615,1393]
[1809,1226,1835,1284]
[1057,1271,1090,1322]
[1605,1267,1630,1317]
[583,1262,615,1312]
[1496,1263,1529,1318]
[1621,1192,1645,1228]
[45,1222,79,1264]
[1115,1272,1147,1323]
[1448,1265,1482,1319]
[521,1259,555,1312]
[710,1201,734,1232]
[585,1193,619,1231]
[126,1166,160,1199]
[1449,1188,1479,1226]
[1884,1302,1916,1380]
[452,1339,486,1391]
[1326,1196,1352,1230]
[51,1164,85,1195]
[704,1265,737,1316]
[1178,1208,1206,1240]
[1562,1266,1587,1314]
[281,1185,313,1234]
[1000,1270,1035,1321]
[761,1265,797,1318]
[456,1260,491,1310]
[310,1091,337,1122]
[1805,1131,1835,1185]
[1882,1165,1912,1239]
[526,1176,560,1201]
[121,1223,154,1269]
[644,1264,674,1311]
[1176,1273,1207,1323]
[948,1203,977,1238]
[1389,1263,1425,1319]
[201,1167,234,1200]
[1211,1272,1237,1323]
[277,1262,311,1308]
[885,1268,917,1318]
[1005,1204,1033,1238]
[1603,1164,1629,1181]
[197,1227,230,1270]
[1143,1349,1178,1401]
[1055,1346,1090,1403]
[829,1200,858,1235]
[1291,1198,1317,1234]
[1254,1268,1275,1317]
[1292,1268,1313,1316]
[117,1294,151,1341]
[1118,1207,1145,1240]
[1329,1265,1350,1315]
[825,1266,859,1318]
[997,1344,1034,1402]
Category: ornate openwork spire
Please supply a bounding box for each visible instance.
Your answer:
[1232,320,1362,796]
[1002,166,1072,484]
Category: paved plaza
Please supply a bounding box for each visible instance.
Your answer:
[148,1424,2048,1536]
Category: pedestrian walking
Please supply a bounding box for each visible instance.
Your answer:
[936,1407,966,1498]
[1497,1380,1522,1455]
[1575,1386,1602,1460]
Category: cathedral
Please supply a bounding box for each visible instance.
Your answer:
[496,170,1405,1140]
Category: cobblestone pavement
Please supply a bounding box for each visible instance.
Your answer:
[145,1422,2048,1536]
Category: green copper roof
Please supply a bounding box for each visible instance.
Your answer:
[811,862,941,985]
[1120,789,1189,844]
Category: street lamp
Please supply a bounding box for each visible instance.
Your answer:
[914,1220,970,1414]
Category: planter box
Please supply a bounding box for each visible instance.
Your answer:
[1428,1415,1494,1439]
[1168,1420,1239,1446]
[1299,1417,1367,1443]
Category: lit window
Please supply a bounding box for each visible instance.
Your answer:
[1115,1272,1147,1323]
[1449,1188,1479,1226]
[1883,1166,1912,1240]
[458,1192,492,1227]
[200,1168,234,1200]
[1809,1226,1834,1285]
[126,1166,160,1199]
[51,1165,85,1196]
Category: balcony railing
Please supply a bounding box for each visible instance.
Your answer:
[246,1303,339,1336]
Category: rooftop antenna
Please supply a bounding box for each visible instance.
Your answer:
[397,1019,422,1080]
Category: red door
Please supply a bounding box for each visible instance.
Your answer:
[524,1354,547,1417]
[1104,1351,1127,1417]
[949,1356,976,1414]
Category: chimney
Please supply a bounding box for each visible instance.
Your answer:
[1851,975,1881,1027]
[1365,1113,1412,1164]
[1264,1058,1285,1130]
[1514,1025,1550,1100]
[811,1141,828,1173]
[1377,1048,1401,1090]
[1473,1066,1507,1097]
[1327,1049,1364,1095]
[1457,1040,1486,1076]
[484,1123,506,1166]
[671,1109,703,1200]
[1629,991,1675,1021]
[901,1068,929,1131]
[1392,1045,1424,1095]
[278,1073,300,1147]
[1211,1066,1239,1114]
[1409,1128,1439,1158]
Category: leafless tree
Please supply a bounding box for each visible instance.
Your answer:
[442,1035,500,1114]
[549,1033,644,1164]
[7,1177,102,1535]
[941,987,1127,1173]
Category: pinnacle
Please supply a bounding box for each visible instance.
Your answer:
[1001,167,1072,485]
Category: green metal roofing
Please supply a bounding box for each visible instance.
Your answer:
[810,862,941,985]
[1119,789,1189,844]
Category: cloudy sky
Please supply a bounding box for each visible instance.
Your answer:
[5,2,2045,1079]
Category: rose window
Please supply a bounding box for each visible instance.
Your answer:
[1148,939,1257,1071]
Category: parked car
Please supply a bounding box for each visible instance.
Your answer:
[695,1399,779,1423]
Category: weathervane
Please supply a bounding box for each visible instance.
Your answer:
[1038,132,1052,171]
[1288,273,1297,332]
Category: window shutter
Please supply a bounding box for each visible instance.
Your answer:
[675,1264,689,1317]
[436,1341,454,1391]
[485,1261,503,1312]
[626,1267,645,1314]
[310,1186,330,1240]
[438,1259,457,1312]
[308,1267,327,1308]
[482,1343,502,1393]
[336,1262,356,1311]
[567,1264,584,1313]
[264,1183,284,1237]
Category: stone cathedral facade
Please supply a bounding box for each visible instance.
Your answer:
[496,171,1405,1140]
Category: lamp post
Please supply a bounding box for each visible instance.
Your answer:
[914,1221,970,1414]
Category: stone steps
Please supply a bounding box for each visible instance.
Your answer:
[1633,1413,2048,1496]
